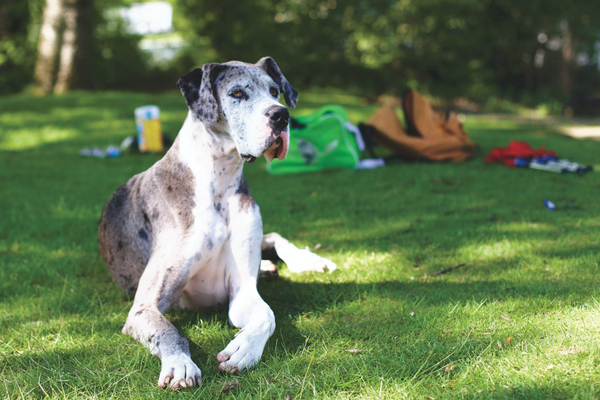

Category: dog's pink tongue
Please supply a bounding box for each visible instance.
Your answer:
[276,130,289,161]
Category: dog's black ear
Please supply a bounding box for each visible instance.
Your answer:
[256,56,298,109]
[177,63,226,125]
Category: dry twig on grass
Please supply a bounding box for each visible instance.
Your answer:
[426,263,466,278]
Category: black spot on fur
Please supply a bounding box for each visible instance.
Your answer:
[117,241,123,250]
[236,174,256,211]
[106,180,132,212]
[207,239,213,250]
[138,228,149,242]
[236,175,250,195]
[216,203,221,212]
[119,273,131,284]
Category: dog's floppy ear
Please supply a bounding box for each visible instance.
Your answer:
[256,56,298,109]
[177,63,226,125]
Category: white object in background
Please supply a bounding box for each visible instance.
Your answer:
[119,2,173,35]
[344,122,365,152]
[355,158,385,170]
[529,159,587,173]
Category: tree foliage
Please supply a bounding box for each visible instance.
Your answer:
[176,0,600,109]
[0,0,45,94]
[1,0,599,111]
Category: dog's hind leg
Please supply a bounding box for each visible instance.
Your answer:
[261,232,337,273]
[122,248,202,389]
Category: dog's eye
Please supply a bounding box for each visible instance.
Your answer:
[231,90,244,98]
[270,88,279,97]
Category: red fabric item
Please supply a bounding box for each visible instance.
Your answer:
[484,141,557,167]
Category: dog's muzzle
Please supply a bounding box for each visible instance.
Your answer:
[266,106,289,131]
[259,106,290,163]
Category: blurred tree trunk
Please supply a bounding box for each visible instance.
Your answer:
[53,0,78,93]
[34,0,94,94]
[34,0,62,92]
[560,25,573,100]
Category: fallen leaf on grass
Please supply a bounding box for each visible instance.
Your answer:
[444,364,454,371]
[345,349,363,354]
[546,365,555,371]
[500,314,511,321]
[222,378,239,393]
[506,337,513,344]
[427,396,435,400]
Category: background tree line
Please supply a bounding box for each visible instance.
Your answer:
[1,0,599,113]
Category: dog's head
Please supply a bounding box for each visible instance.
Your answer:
[177,57,298,163]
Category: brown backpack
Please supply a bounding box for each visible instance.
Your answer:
[361,89,477,162]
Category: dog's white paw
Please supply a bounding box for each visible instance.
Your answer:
[217,328,268,373]
[158,353,202,389]
[284,248,337,273]
[260,260,277,272]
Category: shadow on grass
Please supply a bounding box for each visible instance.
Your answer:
[1,261,597,398]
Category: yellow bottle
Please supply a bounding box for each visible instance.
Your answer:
[134,105,164,152]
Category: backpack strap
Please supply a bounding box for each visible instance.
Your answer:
[290,117,306,129]
[358,123,379,159]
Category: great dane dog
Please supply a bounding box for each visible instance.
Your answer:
[98,57,336,389]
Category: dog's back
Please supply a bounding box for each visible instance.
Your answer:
[98,172,153,297]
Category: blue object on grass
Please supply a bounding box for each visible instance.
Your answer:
[543,200,556,211]
[106,145,121,158]
[514,157,530,167]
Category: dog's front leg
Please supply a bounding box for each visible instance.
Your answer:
[123,250,202,389]
[217,198,275,373]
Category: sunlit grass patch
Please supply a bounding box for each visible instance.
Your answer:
[0,126,79,150]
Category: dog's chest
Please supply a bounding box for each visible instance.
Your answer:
[177,187,237,309]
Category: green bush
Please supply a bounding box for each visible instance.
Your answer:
[0,0,44,94]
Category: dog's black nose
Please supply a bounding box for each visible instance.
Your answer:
[266,106,289,131]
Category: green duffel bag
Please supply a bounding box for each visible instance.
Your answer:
[267,105,361,175]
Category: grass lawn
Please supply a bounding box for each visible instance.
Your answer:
[1,89,600,399]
